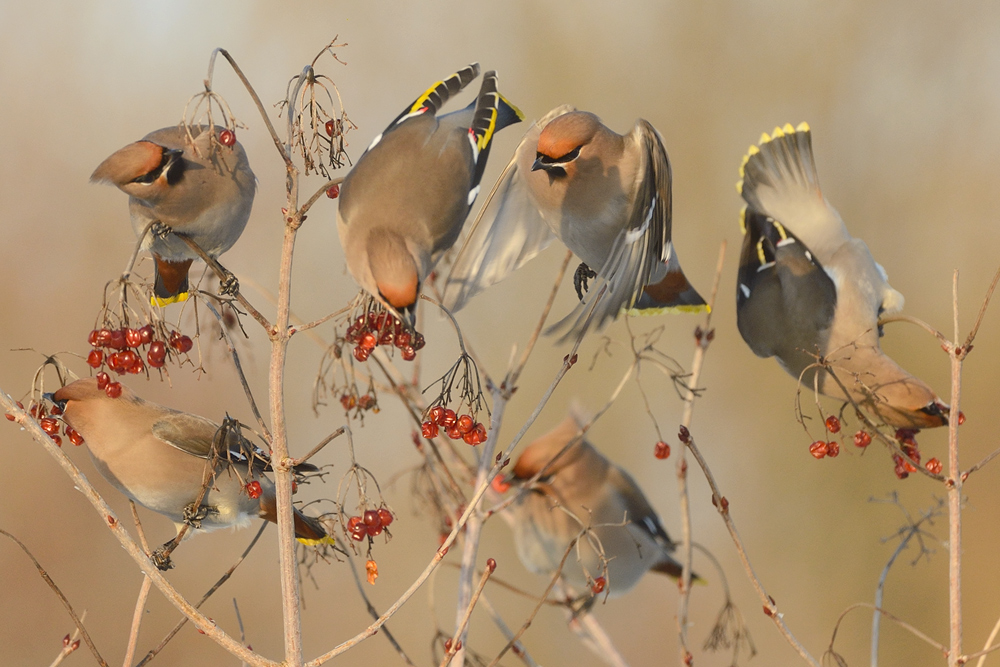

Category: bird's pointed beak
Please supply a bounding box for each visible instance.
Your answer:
[531,155,546,172]
[43,392,67,411]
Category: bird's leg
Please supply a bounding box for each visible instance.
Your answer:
[150,537,180,571]
[150,221,173,240]
[215,260,240,297]
[573,263,598,301]
[182,502,217,529]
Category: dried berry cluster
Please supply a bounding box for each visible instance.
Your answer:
[340,392,377,412]
[421,405,488,446]
[344,312,425,362]
[347,508,394,541]
[87,326,193,395]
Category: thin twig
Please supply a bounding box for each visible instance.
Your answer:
[677,240,726,662]
[0,529,109,667]
[871,513,922,666]
[299,177,345,218]
[878,314,948,346]
[974,615,1000,667]
[947,270,964,667]
[344,550,416,666]
[123,577,152,667]
[441,564,495,667]
[507,249,573,391]
[291,426,345,467]
[478,593,540,667]
[683,434,821,667]
[136,521,268,667]
[830,603,946,656]
[201,299,272,442]
[964,262,1000,348]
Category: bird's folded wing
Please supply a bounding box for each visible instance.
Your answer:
[441,106,576,311]
[152,413,268,469]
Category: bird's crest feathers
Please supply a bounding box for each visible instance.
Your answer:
[91,141,167,187]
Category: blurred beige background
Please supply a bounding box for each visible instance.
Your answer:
[2,2,1000,666]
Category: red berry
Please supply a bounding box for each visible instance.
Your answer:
[353,346,370,362]
[363,509,382,531]
[40,417,60,435]
[809,441,828,459]
[378,328,394,346]
[360,332,377,350]
[958,411,966,425]
[246,480,262,499]
[130,358,145,374]
[367,522,384,537]
[825,415,841,434]
[446,425,462,440]
[441,409,457,428]
[119,350,138,371]
[412,332,426,350]
[826,441,840,458]
[592,576,606,594]
[925,458,943,475]
[87,349,104,368]
[88,329,99,346]
[125,328,143,348]
[429,406,445,425]
[105,382,123,399]
[400,345,416,361]
[395,331,411,348]
[49,405,62,416]
[325,184,340,199]
[654,441,671,460]
[854,431,872,448]
[491,475,511,493]
[147,353,165,369]
[325,120,335,136]
[347,516,363,533]
[377,508,393,527]
[357,394,376,411]
[96,372,110,390]
[486,558,497,573]
[50,434,62,447]
[463,430,479,446]
[219,129,236,146]
[421,421,438,439]
[109,329,127,350]
[178,336,193,353]
[340,394,357,411]
[96,328,113,347]
[138,324,154,345]
[67,427,84,446]
[474,423,487,442]
[456,414,474,435]
[893,454,910,480]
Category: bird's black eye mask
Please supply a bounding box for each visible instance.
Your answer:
[130,148,185,185]
[537,146,581,165]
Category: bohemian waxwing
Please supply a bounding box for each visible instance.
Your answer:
[91,125,256,307]
[736,123,948,429]
[51,378,332,566]
[337,64,523,321]
[503,408,696,598]
[443,106,706,341]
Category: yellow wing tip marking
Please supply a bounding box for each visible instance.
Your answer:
[755,238,767,265]
[625,303,710,317]
[735,179,744,194]
[796,121,810,132]
[500,93,525,121]
[296,535,337,547]
[739,206,747,235]
[151,292,190,308]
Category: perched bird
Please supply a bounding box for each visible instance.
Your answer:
[337,63,523,321]
[503,408,695,598]
[443,106,706,341]
[736,123,948,429]
[51,378,332,568]
[92,125,256,307]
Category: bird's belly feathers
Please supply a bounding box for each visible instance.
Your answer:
[131,198,251,260]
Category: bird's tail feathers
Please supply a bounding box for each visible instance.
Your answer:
[152,256,193,307]
[628,253,708,314]
[650,557,706,585]
[737,122,820,218]
[259,493,336,545]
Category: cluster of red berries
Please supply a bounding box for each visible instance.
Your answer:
[219,129,236,147]
[344,312,425,363]
[87,326,192,385]
[421,406,488,445]
[347,508,394,541]
[809,440,840,459]
[245,480,262,500]
[340,393,376,412]
[7,402,85,447]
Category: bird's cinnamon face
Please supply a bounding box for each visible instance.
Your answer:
[531,111,600,178]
